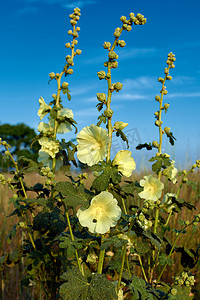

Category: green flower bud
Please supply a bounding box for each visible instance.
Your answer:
[178,279,184,285]
[70,19,77,25]
[185,220,190,226]
[5,150,9,156]
[76,26,80,31]
[152,141,159,148]
[72,31,78,38]
[164,103,170,109]
[62,82,69,89]
[158,77,164,83]
[106,72,111,78]
[182,177,188,183]
[166,75,172,80]
[66,58,73,65]
[104,108,113,118]
[126,25,132,31]
[193,221,198,226]
[52,93,57,99]
[97,71,106,79]
[56,73,60,78]
[117,40,126,47]
[164,127,171,134]
[96,93,107,102]
[103,42,111,49]
[65,43,71,48]
[110,60,118,68]
[66,68,73,75]
[114,121,128,130]
[192,164,197,169]
[129,12,135,20]
[123,24,128,30]
[182,170,187,175]
[76,49,82,55]
[108,51,118,60]
[104,61,108,67]
[154,111,159,117]
[114,30,121,38]
[68,30,73,35]
[155,120,162,127]
[120,16,127,23]
[114,82,123,91]
[171,289,177,296]
[163,89,168,95]
[49,72,55,79]
[155,95,160,101]
[73,40,78,45]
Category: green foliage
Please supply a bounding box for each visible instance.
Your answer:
[59,268,117,300]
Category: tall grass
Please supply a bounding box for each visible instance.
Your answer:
[0,170,199,299]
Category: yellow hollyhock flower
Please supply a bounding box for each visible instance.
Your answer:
[139,175,164,201]
[38,150,63,171]
[37,122,53,134]
[77,191,121,234]
[37,97,51,120]
[77,124,110,166]
[39,137,60,158]
[113,150,136,177]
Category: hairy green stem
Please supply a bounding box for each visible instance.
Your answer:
[97,235,105,274]
[117,245,127,291]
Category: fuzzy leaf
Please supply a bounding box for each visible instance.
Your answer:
[116,129,129,148]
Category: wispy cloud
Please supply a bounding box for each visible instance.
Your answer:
[15,6,39,16]
[63,1,97,9]
[123,76,157,90]
[118,47,157,60]
[172,76,195,86]
[168,92,200,98]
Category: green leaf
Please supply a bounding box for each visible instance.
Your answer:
[116,129,129,148]
[97,114,106,126]
[91,169,110,192]
[136,143,152,151]
[18,156,41,173]
[59,268,117,300]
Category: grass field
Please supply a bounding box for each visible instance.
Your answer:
[0,170,199,299]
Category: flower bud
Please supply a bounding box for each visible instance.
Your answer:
[114,121,128,130]
[49,72,55,79]
[120,16,127,23]
[56,73,60,78]
[164,103,170,109]
[155,120,162,127]
[166,75,172,80]
[126,25,132,31]
[164,127,171,134]
[110,61,118,69]
[72,31,78,38]
[66,68,73,75]
[114,30,121,38]
[154,111,159,117]
[104,108,113,118]
[66,58,73,65]
[103,42,111,49]
[96,93,107,102]
[68,30,73,35]
[108,51,118,60]
[162,89,168,95]
[155,95,160,101]
[117,40,126,47]
[76,49,82,55]
[104,61,108,67]
[97,71,106,79]
[152,141,159,148]
[52,94,57,99]
[114,82,123,91]
[62,82,69,89]
[70,19,77,25]
[158,77,164,83]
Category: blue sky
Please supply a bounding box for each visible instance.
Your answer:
[1,0,200,169]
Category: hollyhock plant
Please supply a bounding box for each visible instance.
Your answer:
[113,150,136,177]
[38,137,60,158]
[77,124,110,166]
[77,191,121,234]
[37,97,51,120]
[49,108,74,134]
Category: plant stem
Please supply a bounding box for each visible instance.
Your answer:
[138,254,148,282]
[97,235,105,274]
[117,245,126,291]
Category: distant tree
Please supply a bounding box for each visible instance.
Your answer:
[0,123,40,170]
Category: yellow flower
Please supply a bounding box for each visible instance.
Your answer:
[139,175,164,201]
[37,122,53,134]
[77,124,110,166]
[77,191,121,234]
[49,108,74,134]
[113,150,136,177]
[162,160,177,184]
[38,150,63,171]
[37,97,51,120]
[39,137,60,158]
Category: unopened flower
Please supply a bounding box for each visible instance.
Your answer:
[114,121,128,130]
[77,124,110,166]
[162,193,176,212]
[37,97,51,120]
[113,150,136,177]
[39,137,59,158]
[77,191,121,234]
[38,150,63,171]
[139,175,164,201]
[49,108,74,134]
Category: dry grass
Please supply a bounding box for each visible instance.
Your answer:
[0,170,199,299]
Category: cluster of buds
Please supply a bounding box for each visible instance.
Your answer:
[174,272,195,287]
[0,138,10,149]
[40,166,55,185]
[120,13,147,27]
[142,199,158,212]
[78,172,89,185]
[0,174,7,185]
[195,159,200,168]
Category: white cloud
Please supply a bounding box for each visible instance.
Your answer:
[74,107,98,117]
[172,76,195,85]
[118,47,157,60]
[63,1,97,9]
[168,92,200,98]
[123,76,157,90]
